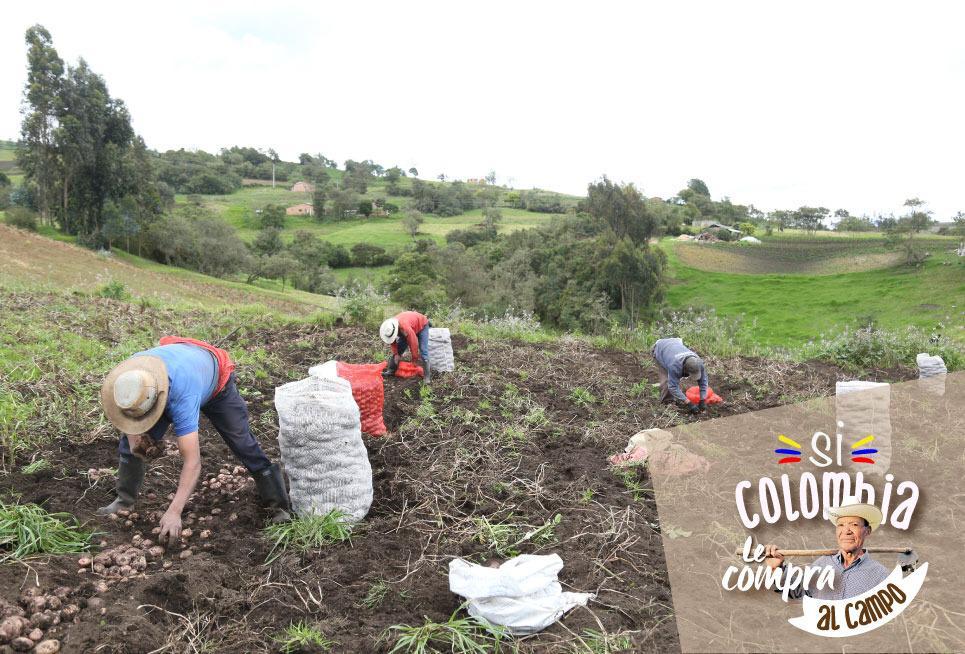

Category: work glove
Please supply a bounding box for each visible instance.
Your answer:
[689,402,700,415]
[698,400,706,413]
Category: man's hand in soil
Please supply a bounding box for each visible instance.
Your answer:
[158,509,182,546]
[689,402,700,415]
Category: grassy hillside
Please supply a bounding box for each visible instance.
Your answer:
[662,237,964,346]
[0,224,336,314]
[0,141,22,185]
[673,233,957,275]
[186,178,576,251]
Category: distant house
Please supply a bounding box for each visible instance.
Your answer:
[693,220,741,234]
[291,181,315,193]
[286,203,314,216]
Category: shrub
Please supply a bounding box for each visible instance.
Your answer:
[338,283,388,328]
[807,326,963,372]
[4,207,38,231]
[98,280,131,300]
[351,242,393,267]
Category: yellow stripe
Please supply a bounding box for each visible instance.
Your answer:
[778,434,802,449]
[852,435,875,449]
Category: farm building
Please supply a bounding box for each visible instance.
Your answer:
[693,220,741,234]
[286,203,314,216]
[291,181,315,193]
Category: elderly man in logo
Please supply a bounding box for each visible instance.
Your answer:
[765,502,890,600]
[98,337,291,545]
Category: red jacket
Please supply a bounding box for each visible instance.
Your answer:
[390,311,429,361]
[159,336,236,396]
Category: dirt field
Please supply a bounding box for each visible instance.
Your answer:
[0,302,917,653]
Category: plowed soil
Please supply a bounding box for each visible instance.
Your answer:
[0,316,916,653]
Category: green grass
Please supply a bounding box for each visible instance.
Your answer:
[382,608,512,654]
[0,502,93,561]
[263,510,353,563]
[662,239,964,347]
[275,622,336,653]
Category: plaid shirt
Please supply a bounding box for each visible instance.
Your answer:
[779,550,890,600]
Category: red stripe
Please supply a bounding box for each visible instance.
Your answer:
[778,457,801,464]
[851,457,875,464]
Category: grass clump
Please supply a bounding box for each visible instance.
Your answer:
[578,628,634,653]
[275,621,336,653]
[20,458,50,474]
[357,579,390,609]
[0,501,93,561]
[97,280,131,300]
[382,607,512,653]
[263,509,353,564]
[473,514,562,557]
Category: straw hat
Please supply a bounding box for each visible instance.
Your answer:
[829,501,883,532]
[380,318,400,344]
[101,356,169,434]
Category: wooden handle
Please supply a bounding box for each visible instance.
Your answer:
[735,546,913,556]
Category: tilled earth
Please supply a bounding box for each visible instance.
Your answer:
[0,316,916,653]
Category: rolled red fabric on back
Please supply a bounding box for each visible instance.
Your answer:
[159,336,236,396]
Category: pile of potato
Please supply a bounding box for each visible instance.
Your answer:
[0,586,81,652]
[199,465,252,500]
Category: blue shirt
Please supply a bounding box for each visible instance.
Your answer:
[780,550,890,600]
[134,344,219,436]
[652,338,708,403]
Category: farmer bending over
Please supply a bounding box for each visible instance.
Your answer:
[380,310,431,383]
[99,337,291,546]
[651,337,708,414]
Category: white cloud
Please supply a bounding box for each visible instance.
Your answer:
[2,0,963,218]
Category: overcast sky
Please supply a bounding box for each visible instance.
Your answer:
[3,1,964,219]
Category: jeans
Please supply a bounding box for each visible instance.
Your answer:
[118,374,272,473]
[396,322,431,361]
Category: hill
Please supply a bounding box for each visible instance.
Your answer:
[662,236,964,346]
[0,224,335,314]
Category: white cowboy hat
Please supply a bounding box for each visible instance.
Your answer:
[829,501,883,532]
[380,318,400,344]
[101,355,169,435]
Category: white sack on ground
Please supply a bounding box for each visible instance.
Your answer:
[428,327,455,372]
[274,375,372,521]
[836,381,891,477]
[449,554,594,635]
[916,353,947,396]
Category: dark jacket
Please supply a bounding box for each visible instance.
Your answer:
[652,338,708,403]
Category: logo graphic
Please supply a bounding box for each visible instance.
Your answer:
[775,434,801,464]
[850,435,877,464]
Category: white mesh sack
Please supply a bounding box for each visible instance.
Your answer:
[428,327,455,373]
[274,375,372,521]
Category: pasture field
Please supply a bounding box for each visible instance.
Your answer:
[662,237,964,346]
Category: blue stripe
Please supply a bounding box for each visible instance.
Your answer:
[775,449,802,456]
[851,448,878,456]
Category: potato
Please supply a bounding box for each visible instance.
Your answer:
[181,529,193,539]
[29,628,43,641]
[94,581,109,594]
[114,553,131,567]
[179,549,193,560]
[210,508,221,515]
[30,611,54,629]
[45,596,61,611]
[0,616,25,641]
[162,561,172,569]
[118,565,133,577]
[131,535,143,547]
[123,520,134,529]
[151,527,161,535]
[108,513,119,521]
[60,605,79,621]
[10,636,34,652]
[131,556,147,572]
[140,539,153,549]
[52,588,71,601]
[35,639,62,654]
[147,546,165,560]
[93,552,111,566]
[77,556,92,567]
[92,563,106,574]
[200,530,211,540]
[85,598,104,610]
[28,597,46,614]
[116,509,130,518]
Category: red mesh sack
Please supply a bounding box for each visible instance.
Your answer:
[335,362,387,436]
[393,361,424,378]
[686,386,724,404]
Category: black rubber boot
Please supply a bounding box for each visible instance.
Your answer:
[420,359,431,384]
[96,457,145,516]
[254,463,292,524]
[382,355,398,378]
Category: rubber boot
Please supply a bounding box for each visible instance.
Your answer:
[96,457,145,516]
[420,359,431,384]
[254,463,292,524]
[382,355,398,378]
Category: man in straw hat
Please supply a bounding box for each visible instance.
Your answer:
[651,337,708,414]
[764,500,890,600]
[379,310,431,383]
[100,337,290,545]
